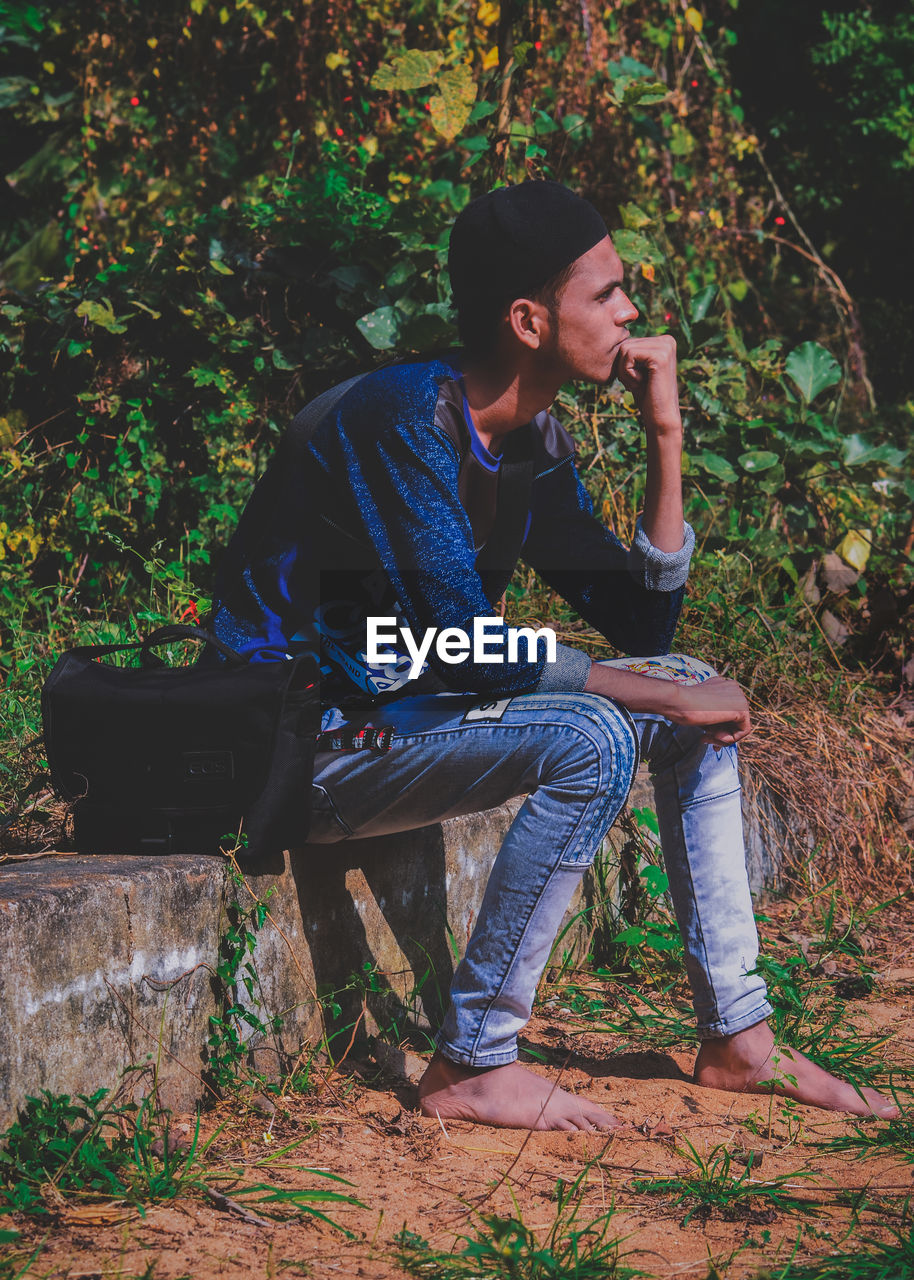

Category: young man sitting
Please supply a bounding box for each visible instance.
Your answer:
[210,181,897,1130]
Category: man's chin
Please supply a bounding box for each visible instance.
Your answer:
[566,367,615,387]
[607,346,626,383]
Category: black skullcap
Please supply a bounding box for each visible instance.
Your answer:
[448,181,608,319]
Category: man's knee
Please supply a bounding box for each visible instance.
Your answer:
[668,653,720,683]
[546,693,639,788]
[598,653,720,685]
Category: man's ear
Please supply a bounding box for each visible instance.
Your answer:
[506,297,550,350]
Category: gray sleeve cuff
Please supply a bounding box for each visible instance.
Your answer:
[532,641,592,693]
[629,518,695,591]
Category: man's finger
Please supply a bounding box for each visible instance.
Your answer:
[615,351,645,390]
[701,721,753,747]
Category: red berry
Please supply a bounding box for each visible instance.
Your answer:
[130,96,140,106]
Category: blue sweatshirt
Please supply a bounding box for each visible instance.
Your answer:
[210,357,694,720]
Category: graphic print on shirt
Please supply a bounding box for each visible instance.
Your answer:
[290,571,427,697]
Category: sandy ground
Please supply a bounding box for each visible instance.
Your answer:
[4,911,914,1280]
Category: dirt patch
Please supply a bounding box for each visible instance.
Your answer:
[2,898,912,1279]
[4,963,913,1280]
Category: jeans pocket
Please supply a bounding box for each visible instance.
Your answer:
[309,782,354,840]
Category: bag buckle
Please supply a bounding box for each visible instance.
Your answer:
[315,725,394,753]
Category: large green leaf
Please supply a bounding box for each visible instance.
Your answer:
[618,203,652,230]
[757,462,786,494]
[784,341,842,403]
[607,56,655,80]
[74,298,127,334]
[695,450,739,483]
[669,122,696,155]
[1,220,61,293]
[8,132,80,189]
[356,306,401,350]
[612,229,662,266]
[690,284,717,322]
[842,433,908,469]
[615,78,668,108]
[605,59,667,107]
[371,49,443,92]
[428,65,475,140]
[738,449,779,473]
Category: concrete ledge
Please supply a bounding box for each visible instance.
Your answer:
[0,798,592,1129]
[0,764,793,1131]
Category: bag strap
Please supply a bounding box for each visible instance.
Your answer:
[141,624,250,665]
[288,372,369,452]
[70,625,248,667]
[473,423,535,596]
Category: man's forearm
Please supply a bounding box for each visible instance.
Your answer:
[640,425,685,554]
[613,333,686,555]
[584,659,754,745]
[583,660,682,716]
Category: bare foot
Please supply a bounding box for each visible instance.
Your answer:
[417,1052,622,1131]
[694,1020,899,1119]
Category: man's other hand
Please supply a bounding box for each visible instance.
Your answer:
[612,334,682,436]
[584,664,753,747]
[668,676,753,747]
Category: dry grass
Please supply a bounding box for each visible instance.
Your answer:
[510,555,913,900]
[741,693,913,897]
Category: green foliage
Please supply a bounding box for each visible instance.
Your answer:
[816,1104,914,1165]
[601,806,684,978]
[371,49,476,139]
[633,1139,818,1225]
[784,342,842,406]
[0,0,911,828]
[0,1088,214,1215]
[394,1169,647,1278]
[813,8,914,174]
[0,1083,361,1229]
[0,1233,45,1280]
[371,49,445,92]
[430,65,477,141]
[728,2,914,400]
[549,976,697,1052]
[753,1226,914,1279]
[206,864,283,1091]
[319,957,442,1063]
[750,914,893,1091]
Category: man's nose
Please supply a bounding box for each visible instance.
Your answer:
[618,292,639,324]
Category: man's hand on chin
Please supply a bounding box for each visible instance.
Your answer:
[611,334,682,436]
[610,333,686,555]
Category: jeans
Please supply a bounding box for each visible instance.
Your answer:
[307,654,773,1067]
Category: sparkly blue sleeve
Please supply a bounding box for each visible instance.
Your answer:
[522,455,692,656]
[335,373,555,697]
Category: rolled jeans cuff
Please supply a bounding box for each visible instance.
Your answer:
[696,996,775,1041]
[434,1033,519,1069]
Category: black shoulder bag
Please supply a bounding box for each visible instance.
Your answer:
[41,624,320,859]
